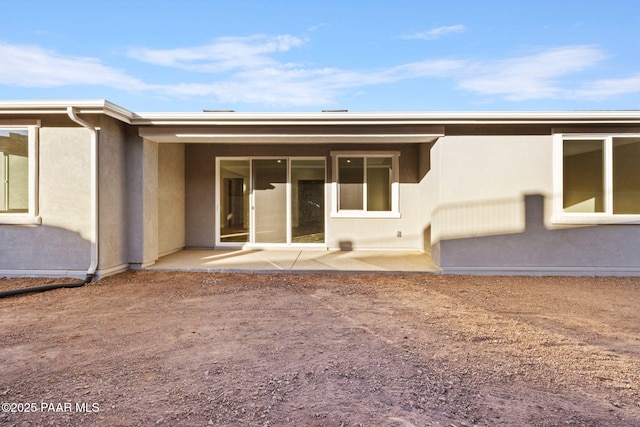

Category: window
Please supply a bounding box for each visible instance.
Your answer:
[554,134,640,223]
[331,152,399,217]
[0,125,39,224]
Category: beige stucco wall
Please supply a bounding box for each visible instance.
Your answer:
[417,141,440,259]
[158,143,185,256]
[98,116,132,275]
[127,138,158,268]
[185,144,216,247]
[326,147,423,250]
[0,127,92,276]
[431,134,640,273]
[5,116,640,277]
[432,135,552,243]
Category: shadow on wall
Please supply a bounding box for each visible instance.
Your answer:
[338,241,353,251]
[433,194,640,270]
[0,224,91,272]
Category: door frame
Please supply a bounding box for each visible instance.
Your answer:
[215,156,327,248]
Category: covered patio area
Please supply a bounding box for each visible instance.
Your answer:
[147,249,438,273]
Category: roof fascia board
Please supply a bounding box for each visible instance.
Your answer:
[0,100,135,124]
[0,100,639,126]
[132,111,640,126]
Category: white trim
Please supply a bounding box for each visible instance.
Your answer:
[134,110,640,125]
[28,124,38,218]
[216,157,250,248]
[552,133,640,224]
[604,137,613,215]
[331,151,400,218]
[286,160,291,244]
[0,124,40,224]
[0,215,42,225]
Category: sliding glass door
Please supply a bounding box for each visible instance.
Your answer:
[217,157,325,246]
[291,159,325,243]
[219,159,250,243]
[253,159,288,243]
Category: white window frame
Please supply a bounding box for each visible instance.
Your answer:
[552,133,640,224]
[331,151,400,218]
[0,121,40,225]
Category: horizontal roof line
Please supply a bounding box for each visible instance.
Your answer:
[0,100,640,125]
[134,111,640,121]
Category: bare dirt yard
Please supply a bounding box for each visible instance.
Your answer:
[1,271,639,426]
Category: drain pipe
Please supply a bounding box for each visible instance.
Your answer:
[0,281,88,298]
[0,107,98,299]
[67,106,99,282]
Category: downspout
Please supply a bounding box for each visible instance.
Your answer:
[67,106,99,282]
[0,107,99,298]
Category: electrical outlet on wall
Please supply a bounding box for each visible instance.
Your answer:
[396,230,402,238]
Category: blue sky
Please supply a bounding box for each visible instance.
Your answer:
[1,0,639,112]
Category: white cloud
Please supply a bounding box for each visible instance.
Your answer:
[571,73,640,100]
[126,35,306,73]
[456,46,607,100]
[127,35,465,106]
[151,59,464,107]
[401,25,467,40]
[0,37,463,107]
[158,79,334,107]
[0,42,147,90]
[1,36,640,108]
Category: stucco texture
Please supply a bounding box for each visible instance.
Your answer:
[0,127,92,275]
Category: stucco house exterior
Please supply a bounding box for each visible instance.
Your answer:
[1,99,640,279]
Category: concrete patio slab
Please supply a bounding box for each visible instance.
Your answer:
[147,249,438,273]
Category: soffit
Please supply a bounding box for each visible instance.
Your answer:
[138,124,445,144]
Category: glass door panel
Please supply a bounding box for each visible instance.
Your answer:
[219,159,250,243]
[253,159,287,243]
[291,159,325,243]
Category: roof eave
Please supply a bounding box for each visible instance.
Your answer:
[0,100,136,124]
[0,100,639,126]
[132,111,640,126]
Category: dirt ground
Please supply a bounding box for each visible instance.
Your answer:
[1,271,639,426]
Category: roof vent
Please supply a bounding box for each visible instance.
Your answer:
[322,109,348,112]
[203,109,235,112]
